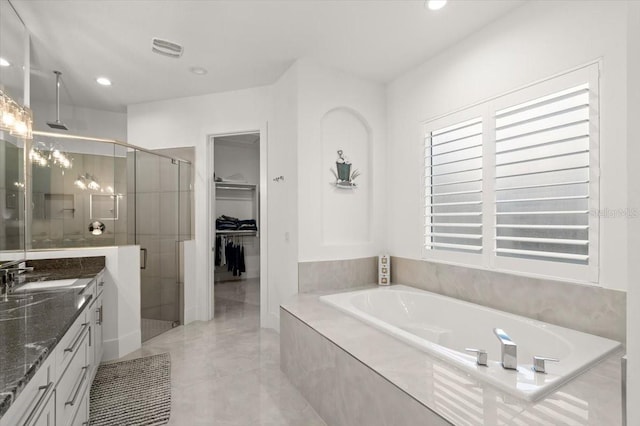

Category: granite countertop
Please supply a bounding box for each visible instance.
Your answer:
[0,257,105,419]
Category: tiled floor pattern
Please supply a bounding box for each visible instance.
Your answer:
[119,279,326,425]
[141,318,175,342]
[215,278,260,306]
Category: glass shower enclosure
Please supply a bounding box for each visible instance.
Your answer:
[1,132,193,342]
[133,150,192,341]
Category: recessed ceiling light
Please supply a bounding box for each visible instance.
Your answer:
[96,77,112,86]
[189,66,208,75]
[426,0,447,11]
[0,57,10,67]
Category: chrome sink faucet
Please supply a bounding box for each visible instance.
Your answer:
[0,270,8,298]
[0,263,34,296]
[493,328,517,370]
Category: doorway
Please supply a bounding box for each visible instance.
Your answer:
[210,132,263,324]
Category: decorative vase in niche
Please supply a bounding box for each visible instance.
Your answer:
[337,162,351,181]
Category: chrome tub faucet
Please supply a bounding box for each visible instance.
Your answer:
[493,328,518,370]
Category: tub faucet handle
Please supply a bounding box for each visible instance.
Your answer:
[532,356,559,373]
[465,348,488,366]
[493,328,518,370]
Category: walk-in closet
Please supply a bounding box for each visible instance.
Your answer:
[212,133,260,317]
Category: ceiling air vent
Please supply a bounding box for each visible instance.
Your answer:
[151,38,183,58]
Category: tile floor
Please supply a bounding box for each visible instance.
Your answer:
[118,279,326,425]
[141,318,175,342]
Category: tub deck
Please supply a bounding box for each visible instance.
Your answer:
[319,285,621,402]
[281,285,623,426]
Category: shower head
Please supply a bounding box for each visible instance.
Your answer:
[47,70,68,131]
[47,121,68,130]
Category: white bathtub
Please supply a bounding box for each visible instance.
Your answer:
[320,284,622,401]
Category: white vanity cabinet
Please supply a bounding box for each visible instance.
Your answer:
[89,270,105,381]
[55,312,90,426]
[30,391,55,426]
[0,354,56,426]
[0,272,106,426]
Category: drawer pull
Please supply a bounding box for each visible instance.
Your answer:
[65,366,89,407]
[64,322,89,353]
[96,306,103,325]
[22,381,53,426]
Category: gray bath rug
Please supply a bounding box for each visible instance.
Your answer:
[89,353,171,426]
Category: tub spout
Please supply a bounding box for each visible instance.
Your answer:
[493,328,517,370]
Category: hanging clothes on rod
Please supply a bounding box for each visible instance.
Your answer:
[215,235,222,266]
[220,236,246,278]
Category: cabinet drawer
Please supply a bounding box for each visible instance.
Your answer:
[56,329,89,426]
[0,355,55,426]
[70,385,90,426]
[95,294,104,364]
[96,270,105,297]
[29,390,55,426]
[81,278,96,302]
[56,311,88,375]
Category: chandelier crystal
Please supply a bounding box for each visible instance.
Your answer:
[0,89,32,139]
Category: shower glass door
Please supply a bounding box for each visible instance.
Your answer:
[134,150,180,341]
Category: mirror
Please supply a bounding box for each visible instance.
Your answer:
[90,194,119,220]
[29,135,127,249]
[0,0,27,104]
[0,134,25,253]
[0,0,28,257]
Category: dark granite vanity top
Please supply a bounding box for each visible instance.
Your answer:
[0,256,105,419]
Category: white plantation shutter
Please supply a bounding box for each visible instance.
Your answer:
[425,117,483,253]
[422,64,599,282]
[494,84,591,264]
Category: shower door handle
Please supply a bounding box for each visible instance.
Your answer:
[141,248,148,270]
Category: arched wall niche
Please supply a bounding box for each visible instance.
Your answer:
[320,106,373,246]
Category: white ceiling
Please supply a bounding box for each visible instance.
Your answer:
[11,0,525,113]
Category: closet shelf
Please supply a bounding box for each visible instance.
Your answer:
[215,182,256,191]
[216,230,258,236]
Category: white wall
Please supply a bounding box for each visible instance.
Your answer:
[626,1,639,423]
[127,60,388,329]
[268,63,299,329]
[387,0,628,291]
[296,60,387,261]
[25,245,141,360]
[31,101,127,141]
[127,86,273,323]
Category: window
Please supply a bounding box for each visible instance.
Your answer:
[426,117,483,254]
[423,65,599,282]
[494,84,590,264]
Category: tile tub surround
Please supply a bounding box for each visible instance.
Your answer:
[298,257,377,293]
[281,290,623,426]
[0,277,95,418]
[281,309,449,426]
[391,257,626,343]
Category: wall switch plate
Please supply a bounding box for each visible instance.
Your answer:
[378,255,390,286]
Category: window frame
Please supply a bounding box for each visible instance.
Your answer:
[421,64,600,284]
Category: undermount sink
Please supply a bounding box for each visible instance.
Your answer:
[17,279,79,291]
